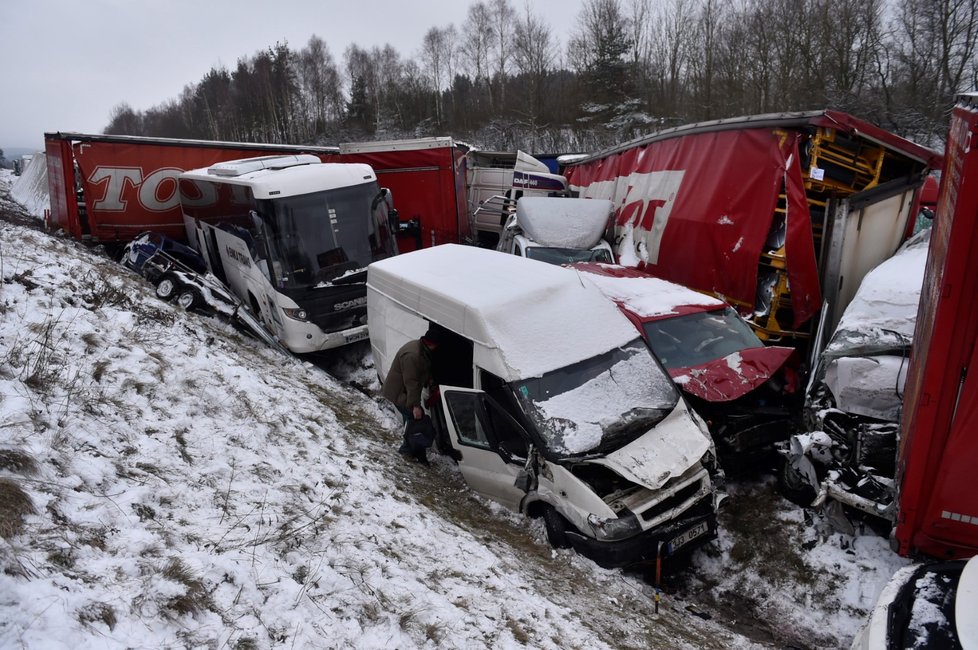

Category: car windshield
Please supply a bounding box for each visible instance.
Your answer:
[643,307,763,370]
[525,246,613,265]
[256,181,391,289]
[510,339,678,457]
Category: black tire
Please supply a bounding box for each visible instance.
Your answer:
[778,457,818,507]
[543,505,572,549]
[176,288,203,311]
[155,275,179,301]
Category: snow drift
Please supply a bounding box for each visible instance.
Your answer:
[10,152,49,218]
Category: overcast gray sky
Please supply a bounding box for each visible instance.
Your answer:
[0,0,584,150]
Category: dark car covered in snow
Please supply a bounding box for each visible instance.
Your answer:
[123,231,208,278]
[574,263,799,468]
[121,232,282,349]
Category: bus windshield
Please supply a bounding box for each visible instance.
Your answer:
[257,181,392,290]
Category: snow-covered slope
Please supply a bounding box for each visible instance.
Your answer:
[9,153,49,218]
[0,215,756,647]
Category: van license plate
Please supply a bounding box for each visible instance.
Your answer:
[667,521,709,554]
[344,330,368,343]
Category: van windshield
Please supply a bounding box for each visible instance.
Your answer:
[525,247,613,265]
[510,339,678,457]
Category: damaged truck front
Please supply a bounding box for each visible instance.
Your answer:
[496,196,616,265]
[367,245,721,568]
[781,230,930,524]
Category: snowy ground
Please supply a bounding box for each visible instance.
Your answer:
[0,170,910,649]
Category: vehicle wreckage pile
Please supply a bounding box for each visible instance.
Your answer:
[8,94,978,646]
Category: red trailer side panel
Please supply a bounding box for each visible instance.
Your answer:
[566,128,821,325]
[73,141,320,242]
[43,133,338,244]
[895,95,978,559]
[340,145,467,252]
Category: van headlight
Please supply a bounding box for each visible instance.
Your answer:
[282,307,308,321]
[586,512,641,541]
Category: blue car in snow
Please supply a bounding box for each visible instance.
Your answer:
[121,232,212,308]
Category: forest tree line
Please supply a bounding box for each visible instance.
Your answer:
[104,0,978,152]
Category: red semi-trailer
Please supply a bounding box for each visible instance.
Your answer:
[43,132,469,249]
[44,132,339,243]
[338,137,470,252]
[894,93,978,559]
[564,111,942,346]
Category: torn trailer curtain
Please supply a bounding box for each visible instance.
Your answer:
[566,128,821,329]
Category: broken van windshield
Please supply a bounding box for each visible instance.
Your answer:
[512,339,678,456]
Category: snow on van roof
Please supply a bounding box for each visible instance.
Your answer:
[574,263,726,320]
[516,197,612,249]
[367,245,639,379]
[180,160,377,199]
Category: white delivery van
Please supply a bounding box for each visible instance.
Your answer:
[468,151,570,247]
[367,244,720,568]
[497,197,615,264]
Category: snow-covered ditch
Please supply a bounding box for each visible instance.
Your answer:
[0,171,911,648]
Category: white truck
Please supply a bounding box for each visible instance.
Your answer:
[468,150,570,247]
[496,197,615,264]
[367,244,721,568]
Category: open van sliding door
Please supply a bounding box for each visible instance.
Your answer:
[438,387,530,511]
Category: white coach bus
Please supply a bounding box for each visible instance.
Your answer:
[178,154,398,353]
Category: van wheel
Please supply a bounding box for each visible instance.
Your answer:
[155,276,179,301]
[177,289,203,311]
[543,506,572,549]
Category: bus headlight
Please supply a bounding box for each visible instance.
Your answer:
[282,307,308,321]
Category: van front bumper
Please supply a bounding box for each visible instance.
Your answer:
[565,503,717,569]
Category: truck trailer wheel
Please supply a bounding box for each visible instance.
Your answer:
[155,276,179,301]
[177,288,203,311]
[543,506,572,549]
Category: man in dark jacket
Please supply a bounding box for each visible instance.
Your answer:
[382,326,441,460]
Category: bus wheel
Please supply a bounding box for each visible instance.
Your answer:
[177,289,203,311]
[155,276,179,301]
